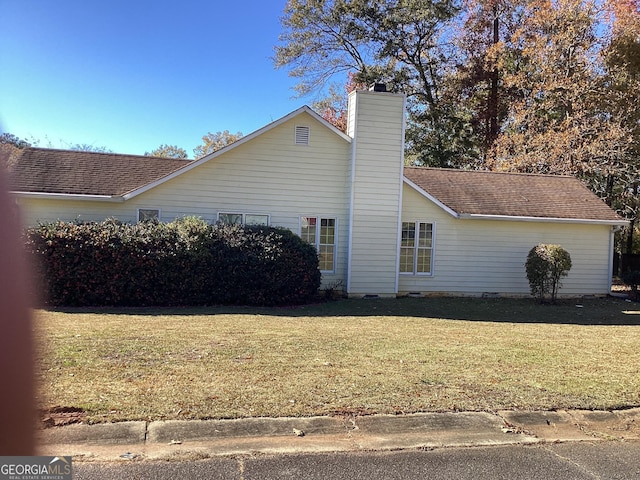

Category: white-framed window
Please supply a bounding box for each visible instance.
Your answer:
[218,212,269,226]
[245,214,270,226]
[300,216,336,272]
[400,221,434,275]
[138,208,160,222]
[295,125,310,145]
[218,213,243,225]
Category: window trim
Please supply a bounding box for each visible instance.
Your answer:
[137,208,160,223]
[217,212,270,226]
[300,216,337,273]
[399,220,435,276]
[244,213,271,226]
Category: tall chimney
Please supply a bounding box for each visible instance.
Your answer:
[346,89,406,296]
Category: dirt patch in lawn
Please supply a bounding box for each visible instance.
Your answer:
[41,406,87,428]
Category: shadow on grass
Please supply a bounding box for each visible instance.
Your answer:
[45,296,640,326]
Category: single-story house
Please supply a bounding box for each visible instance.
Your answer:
[6,88,627,298]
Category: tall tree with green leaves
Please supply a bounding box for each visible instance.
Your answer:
[275,0,464,167]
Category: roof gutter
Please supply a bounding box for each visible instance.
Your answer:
[458,213,629,226]
[11,191,125,202]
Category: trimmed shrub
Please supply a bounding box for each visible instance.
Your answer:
[525,244,572,303]
[25,217,321,307]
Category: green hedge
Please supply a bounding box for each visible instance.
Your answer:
[25,217,321,307]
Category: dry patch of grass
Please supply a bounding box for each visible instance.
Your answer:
[34,297,640,423]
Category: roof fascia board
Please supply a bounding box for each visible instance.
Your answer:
[12,191,124,202]
[123,106,352,201]
[403,177,460,218]
[458,213,628,226]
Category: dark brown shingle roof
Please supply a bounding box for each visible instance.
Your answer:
[7,149,624,224]
[8,148,190,196]
[404,167,624,223]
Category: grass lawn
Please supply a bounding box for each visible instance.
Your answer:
[34,296,640,424]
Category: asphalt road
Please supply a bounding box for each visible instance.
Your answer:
[73,441,640,480]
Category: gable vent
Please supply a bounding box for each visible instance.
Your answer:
[295,125,310,145]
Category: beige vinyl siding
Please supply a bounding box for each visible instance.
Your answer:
[400,184,614,296]
[132,113,351,288]
[347,91,405,296]
[16,197,136,225]
[135,114,349,217]
[17,112,351,289]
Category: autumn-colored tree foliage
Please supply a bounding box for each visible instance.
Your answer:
[607,0,640,34]
[313,72,366,133]
[445,0,528,165]
[602,0,640,257]
[276,0,639,246]
[494,1,625,176]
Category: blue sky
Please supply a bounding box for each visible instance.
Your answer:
[0,1,320,157]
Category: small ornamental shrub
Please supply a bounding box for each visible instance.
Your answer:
[25,217,321,307]
[622,270,640,300]
[525,244,572,303]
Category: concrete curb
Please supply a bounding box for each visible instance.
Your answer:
[147,416,348,444]
[500,408,640,442]
[38,421,147,445]
[36,409,640,462]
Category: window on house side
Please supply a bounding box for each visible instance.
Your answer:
[218,213,269,226]
[219,213,243,225]
[138,208,160,222]
[400,222,433,274]
[244,214,269,226]
[300,217,317,243]
[301,216,336,272]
